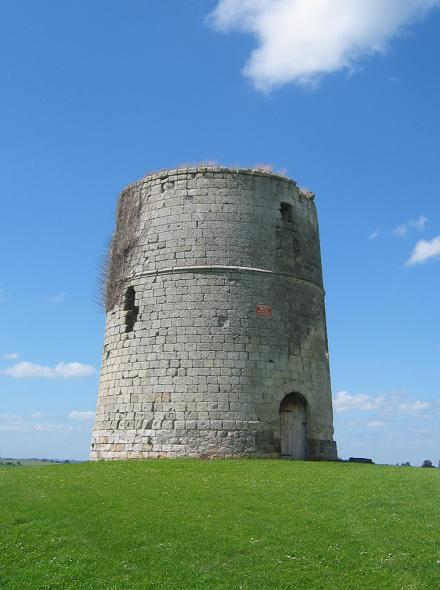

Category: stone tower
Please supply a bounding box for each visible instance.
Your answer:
[91,166,337,460]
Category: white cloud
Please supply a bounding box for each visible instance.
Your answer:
[406,236,440,265]
[69,410,95,421]
[398,400,431,411]
[2,352,20,360]
[369,215,429,241]
[393,214,429,237]
[209,0,440,90]
[333,390,384,413]
[367,420,387,428]
[333,390,436,416]
[3,361,96,379]
[334,390,440,464]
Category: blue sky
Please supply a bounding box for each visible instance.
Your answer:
[0,0,439,464]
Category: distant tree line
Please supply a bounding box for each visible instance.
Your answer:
[396,460,437,468]
[0,458,76,467]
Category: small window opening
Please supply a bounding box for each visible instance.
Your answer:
[280,202,293,223]
[124,286,138,333]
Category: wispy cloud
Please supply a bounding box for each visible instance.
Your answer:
[48,293,69,304]
[3,361,96,379]
[393,214,429,237]
[68,410,95,421]
[0,413,23,421]
[0,413,75,433]
[410,215,430,231]
[0,421,72,433]
[334,390,440,464]
[333,390,436,415]
[1,352,20,360]
[209,0,440,90]
[367,420,387,428]
[398,400,431,411]
[368,228,380,240]
[393,224,408,238]
[406,236,440,265]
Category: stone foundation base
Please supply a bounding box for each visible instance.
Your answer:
[307,439,338,461]
[90,429,337,461]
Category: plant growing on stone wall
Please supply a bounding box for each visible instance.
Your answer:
[100,185,142,311]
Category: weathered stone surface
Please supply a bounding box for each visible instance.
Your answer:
[91,166,337,460]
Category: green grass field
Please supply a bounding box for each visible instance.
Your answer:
[1,460,439,589]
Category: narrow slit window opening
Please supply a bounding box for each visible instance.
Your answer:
[124,286,139,333]
[280,202,293,223]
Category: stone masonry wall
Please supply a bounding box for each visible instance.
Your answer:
[91,167,337,460]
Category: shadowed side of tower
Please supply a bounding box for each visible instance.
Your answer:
[91,166,337,460]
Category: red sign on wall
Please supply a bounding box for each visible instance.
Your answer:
[256,304,272,317]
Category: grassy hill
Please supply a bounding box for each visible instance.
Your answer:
[0,460,439,589]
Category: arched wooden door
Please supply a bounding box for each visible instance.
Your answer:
[280,394,306,459]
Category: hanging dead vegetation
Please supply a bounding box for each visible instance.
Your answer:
[99,185,143,312]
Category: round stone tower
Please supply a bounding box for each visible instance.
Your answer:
[91,166,337,460]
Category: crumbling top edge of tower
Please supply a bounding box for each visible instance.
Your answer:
[120,165,315,201]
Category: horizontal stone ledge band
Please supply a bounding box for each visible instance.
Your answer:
[120,265,324,293]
